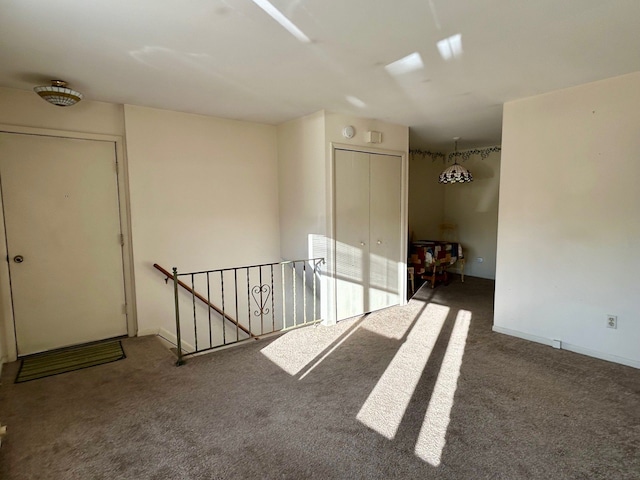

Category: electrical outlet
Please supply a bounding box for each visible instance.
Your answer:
[606,315,617,329]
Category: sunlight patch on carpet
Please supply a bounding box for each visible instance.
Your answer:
[415,309,471,466]
[359,304,417,340]
[356,303,450,439]
[260,318,358,376]
[298,320,362,380]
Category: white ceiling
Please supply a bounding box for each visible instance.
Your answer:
[1,0,639,150]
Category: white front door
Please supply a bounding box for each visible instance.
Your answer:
[0,133,128,355]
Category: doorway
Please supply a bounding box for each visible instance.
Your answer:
[0,131,132,356]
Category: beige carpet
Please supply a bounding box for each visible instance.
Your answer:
[0,276,638,479]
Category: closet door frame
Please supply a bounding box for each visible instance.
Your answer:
[328,143,408,324]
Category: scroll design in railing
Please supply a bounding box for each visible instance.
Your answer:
[252,285,271,317]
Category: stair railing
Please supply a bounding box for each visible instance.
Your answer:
[154,264,252,337]
[159,258,325,365]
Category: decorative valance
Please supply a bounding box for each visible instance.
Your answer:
[410,145,501,162]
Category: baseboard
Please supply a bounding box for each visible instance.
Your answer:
[157,327,194,353]
[492,325,639,369]
[492,325,554,347]
[137,327,160,337]
[560,342,640,369]
[137,326,194,353]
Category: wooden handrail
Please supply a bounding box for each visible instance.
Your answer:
[153,263,253,337]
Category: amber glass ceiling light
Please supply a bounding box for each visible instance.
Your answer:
[439,137,473,184]
[34,80,83,107]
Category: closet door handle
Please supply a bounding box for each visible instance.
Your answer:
[377,240,382,245]
[360,242,366,246]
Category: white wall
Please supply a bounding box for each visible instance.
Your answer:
[124,105,281,337]
[408,153,445,240]
[277,110,326,262]
[444,151,500,279]
[495,72,640,368]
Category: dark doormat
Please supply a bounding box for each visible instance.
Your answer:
[15,340,126,383]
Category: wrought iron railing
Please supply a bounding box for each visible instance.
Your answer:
[163,258,325,365]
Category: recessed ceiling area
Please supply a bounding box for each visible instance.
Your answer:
[1,0,639,150]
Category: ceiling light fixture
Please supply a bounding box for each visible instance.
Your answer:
[33,80,83,107]
[439,137,473,184]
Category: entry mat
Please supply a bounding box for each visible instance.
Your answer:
[15,340,126,383]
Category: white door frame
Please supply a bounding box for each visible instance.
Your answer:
[326,142,408,325]
[0,124,137,362]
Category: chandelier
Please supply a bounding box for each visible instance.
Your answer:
[439,137,473,184]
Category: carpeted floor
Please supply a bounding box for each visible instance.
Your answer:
[0,276,638,479]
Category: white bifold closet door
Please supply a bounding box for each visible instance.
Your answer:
[335,149,402,321]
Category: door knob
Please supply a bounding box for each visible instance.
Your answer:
[13,255,24,263]
[360,242,365,246]
[377,240,382,245]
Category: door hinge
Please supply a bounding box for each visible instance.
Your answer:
[120,234,125,246]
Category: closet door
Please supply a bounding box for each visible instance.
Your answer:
[369,153,402,311]
[335,149,403,321]
[335,150,370,320]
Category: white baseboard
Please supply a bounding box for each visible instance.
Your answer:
[157,327,194,353]
[137,327,160,337]
[492,325,554,347]
[492,325,639,369]
[137,326,194,353]
[560,342,640,369]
